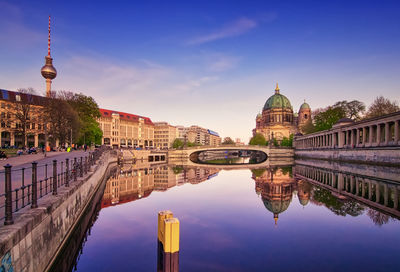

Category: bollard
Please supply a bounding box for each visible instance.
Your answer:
[31,162,38,208]
[65,158,70,187]
[157,211,179,272]
[80,157,83,178]
[74,158,77,181]
[84,157,88,174]
[4,164,13,225]
[52,160,57,195]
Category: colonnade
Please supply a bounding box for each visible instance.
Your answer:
[295,112,400,149]
[295,165,400,213]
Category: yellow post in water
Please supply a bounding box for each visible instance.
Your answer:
[157,211,180,272]
[163,218,180,253]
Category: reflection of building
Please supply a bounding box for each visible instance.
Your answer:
[252,167,310,224]
[98,109,154,148]
[154,122,178,149]
[253,83,311,141]
[101,163,220,208]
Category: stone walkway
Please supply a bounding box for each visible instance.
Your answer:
[0,151,87,169]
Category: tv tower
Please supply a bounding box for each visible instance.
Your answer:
[41,16,57,97]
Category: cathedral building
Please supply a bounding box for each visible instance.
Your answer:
[253,83,311,142]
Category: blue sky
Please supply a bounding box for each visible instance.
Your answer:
[0,0,399,141]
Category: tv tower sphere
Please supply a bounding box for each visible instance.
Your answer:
[41,16,57,97]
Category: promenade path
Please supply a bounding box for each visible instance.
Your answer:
[0,150,88,194]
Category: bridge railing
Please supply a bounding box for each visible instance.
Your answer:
[0,146,108,225]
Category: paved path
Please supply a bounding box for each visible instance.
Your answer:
[0,150,89,193]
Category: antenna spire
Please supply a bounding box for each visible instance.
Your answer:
[48,15,51,56]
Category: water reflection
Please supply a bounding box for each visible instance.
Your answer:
[64,159,400,272]
[102,164,220,208]
[249,163,400,226]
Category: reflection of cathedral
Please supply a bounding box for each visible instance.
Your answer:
[101,164,219,208]
[253,83,311,141]
[252,167,311,224]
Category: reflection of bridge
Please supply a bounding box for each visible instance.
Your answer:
[294,161,400,219]
[168,145,294,169]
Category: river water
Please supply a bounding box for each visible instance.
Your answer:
[65,159,400,272]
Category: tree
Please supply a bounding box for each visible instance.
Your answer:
[333,100,366,120]
[280,134,293,147]
[11,88,38,147]
[65,92,103,146]
[172,138,184,149]
[249,133,267,145]
[300,119,316,134]
[44,92,81,147]
[313,106,346,132]
[222,137,235,145]
[365,96,400,118]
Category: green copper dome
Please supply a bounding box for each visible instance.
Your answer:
[263,84,293,111]
[300,101,310,110]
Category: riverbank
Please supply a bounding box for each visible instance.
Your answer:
[0,150,117,272]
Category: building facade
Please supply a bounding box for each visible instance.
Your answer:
[154,122,178,149]
[0,89,47,148]
[98,108,154,148]
[253,84,311,142]
[184,125,221,146]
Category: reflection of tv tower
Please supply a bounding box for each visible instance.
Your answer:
[41,16,57,97]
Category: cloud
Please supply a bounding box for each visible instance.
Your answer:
[0,2,43,48]
[208,55,241,72]
[187,17,257,45]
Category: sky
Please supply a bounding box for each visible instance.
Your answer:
[0,0,399,141]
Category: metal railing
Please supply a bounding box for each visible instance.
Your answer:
[0,147,108,225]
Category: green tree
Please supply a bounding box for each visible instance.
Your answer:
[333,100,366,120]
[172,138,184,149]
[365,96,400,118]
[314,106,346,132]
[222,137,235,145]
[249,133,267,145]
[280,134,293,147]
[300,119,316,134]
[61,92,103,145]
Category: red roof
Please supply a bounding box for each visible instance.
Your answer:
[99,108,154,125]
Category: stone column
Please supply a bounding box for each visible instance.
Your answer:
[383,184,388,206]
[362,127,366,146]
[384,122,390,145]
[333,133,337,148]
[337,173,344,191]
[368,180,372,200]
[351,129,355,148]
[376,124,381,145]
[356,128,360,147]
[361,180,366,198]
[376,183,380,203]
[355,178,360,196]
[350,176,355,194]
[339,131,344,148]
[395,120,399,144]
[369,125,373,146]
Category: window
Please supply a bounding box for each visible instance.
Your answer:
[7,113,11,118]
[304,114,308,119]
[32,123,35,129]
[1,112,4,118]
[1,103,4,108]
[1,122,4,128]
